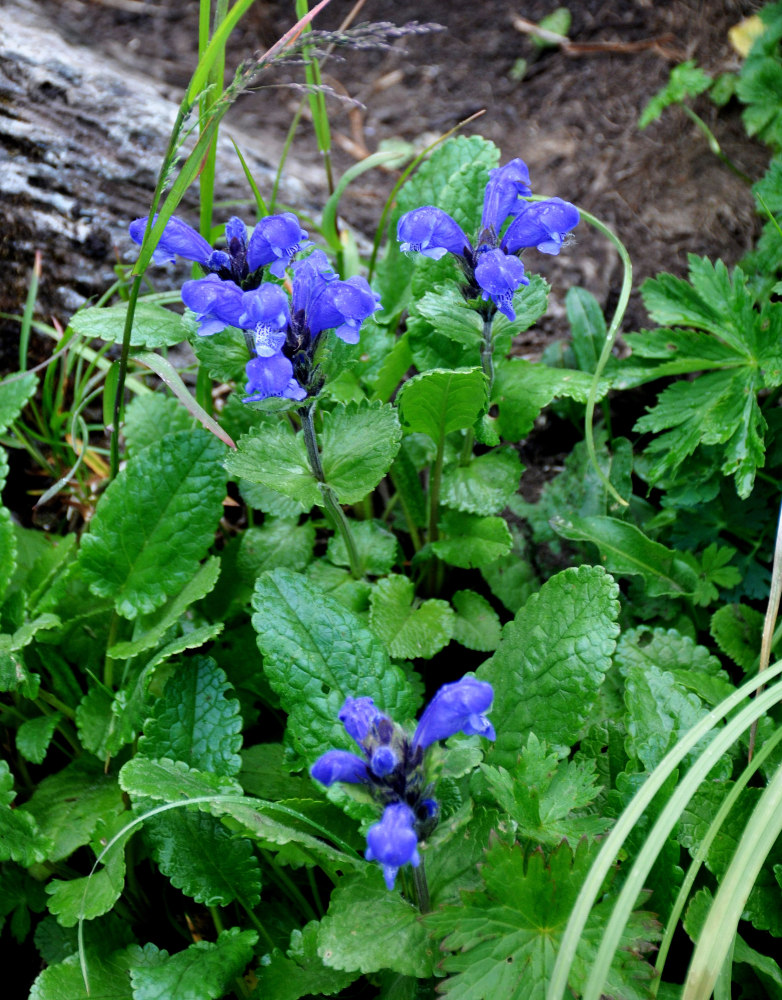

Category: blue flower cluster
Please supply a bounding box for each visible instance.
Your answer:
[129,214,381,402]
[396,158,579,321]
[311,677,495,890]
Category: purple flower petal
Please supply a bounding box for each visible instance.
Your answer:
[502,198,580,255]
[129,215,213,267]
[481,158,532,232]
[397,207,470,260]
[412,676,495,750]
[247,212,312,275]
[238,284,290,356]
[365,803,420,889]
[309,275,382,342]
[369,745,399,778]
[181,274,245,336]
[244,353,306,402]
[311,749,370,786]
[339,696,386,746]
[474,248,529,321]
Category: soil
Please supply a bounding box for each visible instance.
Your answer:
[31,0,769,348]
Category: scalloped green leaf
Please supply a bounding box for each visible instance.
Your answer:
[189,325,249,382]
[0,760,53,864]
[130,928,258,1000]
[144,809,261,908]
[320,400,402,504]
[327,519,398,577]
[138,656,242,777]
[254,921,359,1000]
[318,868,436,978]
[397,368,488,441]
[251,568,416,766]
[70,300,186,348]
[123,394,195,457]
[224,418,319,508]
[451,589,501,652]
[442,447,523,515]
[478,565,620,764]
[0,370,37,434]
[16,711,62,765]
[369,574,454,659]
[432,510,512,569]
[237,518,315,583]
[118,757,242,802]
[710,603,764,671]
[78,430,227,619]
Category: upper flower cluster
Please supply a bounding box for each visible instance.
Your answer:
[311,677,495,890]
[396,158,579,321]
[129,214,381,403]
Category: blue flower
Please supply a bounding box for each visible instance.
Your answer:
[365,804,421,890]
[129,215,214,268]
[413,677,495,750]
[181,274,245,337]
[310,676,494,890]
[246,212,313,278]
[396,157,579,321]
[244,353,306,403]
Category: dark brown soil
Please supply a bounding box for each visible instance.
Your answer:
[33,0,769,350]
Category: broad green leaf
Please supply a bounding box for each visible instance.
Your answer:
[79,430,227,618]
[251,568,416,765]
[0,371,37,434]
[130,928,258,1000]
[565,286,606,372]
[320,400,402,503]
[710,603,763,671]
[239,476,309,517]
[189,325,249,382]
[427,838,659,1000]
[24,759,124,863]
[0,648,40,699]
[138,656,242,777]
[16,711,62,764]
[493,359,606,441]
[0,760,53,865]
[237,519,315,582]
[442,447,523,515]
[552,513,699,598]
[396,368,488,441]
[239,744,311,801]
[0,613,60,652]
[144,809,261,908]
[254,921,359,1000]
[639,60,712,128]
[480,525,539,614]
[11,527,76,614]
[327,520,398,577]
[369,574,454,659]
[29,945,138,1000]
[0,504,16,606]
[451,589,501,652]
[432,510,512,569]
[305,560,373,615]
[123,393,195,456]
[46,813,132,927]
[118,757,242,802]
[70,300,186,348]
[318,868,436,977]
[224,418,319,508]
[478,565,620,765]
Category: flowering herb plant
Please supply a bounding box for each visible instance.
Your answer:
[5,3,782,1000]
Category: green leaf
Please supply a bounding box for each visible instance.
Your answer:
[441,448,523,515]
[480,525,539,614]
[239,744,310,801]
[78,430,227,618]
[396,368,488,441]
[118,757,242,803]
[0,370,37,434]
[427,838,659,1000]
[710,603,763,671]
[0,613,60,653]
[639,60,712,128]
[565,286,607,372]
[138,656,242,777]
[318,868,436,977]
[252,569,416,766]
[107,556,222,659]
[0,506,17,608]
[369,574,454,659]
[327,520,398,577]
[70,300,186,348]
[237,518,315,584]
[16,711,62,764]
[254,921,359,1000]
[130,928,258,1000]
[0,648,40,699]
[123,394,195,456]
[0,760,53,865]
[478,565,620,765]
[239,476,309,518]
[432,510,512,569]
[552,514,699,598]
[144,809,261,907]
[189,325,249,382]
[493,359,605,440]
[451,589,501,652]
[225,417,318,508]
[29,946,137,1000]
[320,400,402,503]
[24,759,124,863]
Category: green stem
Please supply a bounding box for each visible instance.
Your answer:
[479,314,495,385]
[680,105,753,185]
[110,274,143,479]
[239,900,276,952]
[412,857,431,914]
[427,435,445,546]
[36,689,76,722]
[299,403,363,578]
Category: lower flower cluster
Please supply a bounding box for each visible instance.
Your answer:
[311,677,495,890]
